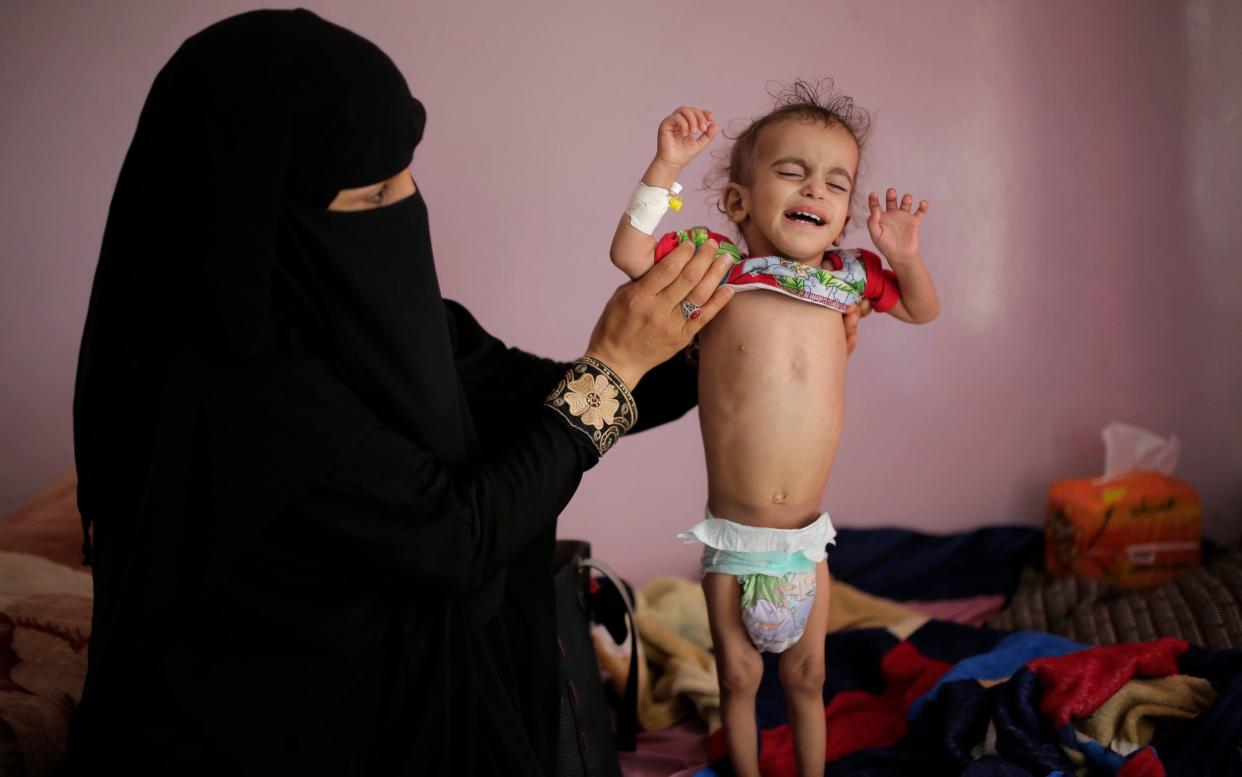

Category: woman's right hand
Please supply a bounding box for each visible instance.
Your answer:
[585,238,735,389]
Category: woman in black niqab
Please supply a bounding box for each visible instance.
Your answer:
[67,9,749,776]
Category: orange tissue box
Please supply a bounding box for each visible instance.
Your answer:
[1045,472,1201,590]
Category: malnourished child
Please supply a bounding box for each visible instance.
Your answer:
[609,82,939,777]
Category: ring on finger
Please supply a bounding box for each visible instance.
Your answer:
[680,299,702,321]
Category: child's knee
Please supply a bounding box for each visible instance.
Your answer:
[779,653,825,697]
[718,649,763,695]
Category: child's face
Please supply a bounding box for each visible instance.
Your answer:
[725,119,859,263]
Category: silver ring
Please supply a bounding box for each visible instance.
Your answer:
[680,299,702,321]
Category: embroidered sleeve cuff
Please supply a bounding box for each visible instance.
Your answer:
[544,356,637,456]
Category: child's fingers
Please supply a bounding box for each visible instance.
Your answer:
[684,107,702,134]
[915,200,930,218]
[673,112,690,136]
[676,107,698,134]
[900,193,914,212]
[868,191,882,214]
[886,188,898,210]
[693,108,712,132]
[701,123,720,144]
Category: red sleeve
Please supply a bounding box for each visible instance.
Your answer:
[653,227,735,263]
[858,248,902,314]
[654,231,681,263]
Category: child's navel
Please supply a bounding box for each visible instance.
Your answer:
[771,491,786,504]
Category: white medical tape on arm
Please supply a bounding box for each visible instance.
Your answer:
[626,181,675,235]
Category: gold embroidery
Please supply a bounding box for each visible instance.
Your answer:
[545,357,636,456]
[563,373,619,430]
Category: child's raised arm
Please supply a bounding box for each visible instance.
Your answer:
[866,188,940,324]
[611,106,718,279]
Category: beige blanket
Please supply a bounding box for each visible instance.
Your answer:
[593,575,927,732]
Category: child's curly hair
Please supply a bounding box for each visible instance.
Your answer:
[707,78,872,239]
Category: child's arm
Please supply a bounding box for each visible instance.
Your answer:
[866,188,940,324]
[611,106,718,279]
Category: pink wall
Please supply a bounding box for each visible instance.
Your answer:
[2,0,1239,584]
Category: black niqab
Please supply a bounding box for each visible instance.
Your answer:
[70,9,540,775]
[75,8,470,590]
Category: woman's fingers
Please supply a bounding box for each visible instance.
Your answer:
[637,237,696,294]
[659,239,720,305]
[585,241,734,389]
[843,299,872,357]
[687,284,734,333]
[682,250,734,311]
[843,305,860,356]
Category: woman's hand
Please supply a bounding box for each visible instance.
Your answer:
[843,300,872,356]
[586,238,735,388]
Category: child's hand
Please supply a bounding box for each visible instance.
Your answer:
[656,106,718,169]
[867,188,929,264]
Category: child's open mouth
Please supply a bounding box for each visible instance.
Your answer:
[784,209,826,227]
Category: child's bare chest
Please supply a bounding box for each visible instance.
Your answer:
[697,291,846,395]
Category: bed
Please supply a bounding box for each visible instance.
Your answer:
[609,527,1242,776]
[2,474,1240,776]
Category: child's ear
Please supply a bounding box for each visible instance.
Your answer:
[724,183,749,224]
[832,214,851,247]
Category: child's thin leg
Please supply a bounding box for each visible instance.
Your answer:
[777,560,831,777]
[703,571,764,777]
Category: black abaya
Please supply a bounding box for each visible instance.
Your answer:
[67,9,699,776]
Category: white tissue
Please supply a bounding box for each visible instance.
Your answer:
[1097,422,1180,483]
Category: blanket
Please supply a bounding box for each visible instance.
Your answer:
[990,540,1242,649]
[597,576,931,736]
[695,621,1242,776]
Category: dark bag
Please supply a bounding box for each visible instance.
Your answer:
[553,540,639,777]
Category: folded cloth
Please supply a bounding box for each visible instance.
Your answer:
[1072,674,1216,758]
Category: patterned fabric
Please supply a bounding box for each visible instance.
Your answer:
[544,356,637,456]
[700,621,1242,776]
[652,226,902,314]
[739,569,817,653]
[988,540,1242,649]
[0,551,92,777]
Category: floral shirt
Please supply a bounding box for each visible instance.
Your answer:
[653,226,901,314]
